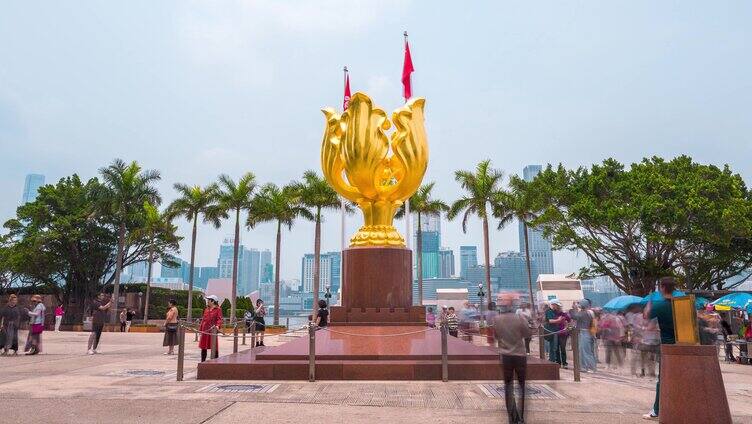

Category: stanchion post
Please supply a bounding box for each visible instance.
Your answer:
[242,322,246,345]
[538,326,546,360]
[211,326,218,360]
[441,323,449,382]
[233,324,239,354]
[251,321,257,347]
[176,325,185,382]
[194,319,198,342]
[308,322,316,382]
[571,326,581,382]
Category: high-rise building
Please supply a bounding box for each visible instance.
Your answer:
[493,251,539,294]
[159,255,217,290]
[518,165,554,274]
[160,255,191,281]
[438,248,455,278]
[459,246,478,279]
[217,239,262,296]
[21,174,45,204]
[260,250,272,283]
[300,251,341,294]
[414,214,441,279]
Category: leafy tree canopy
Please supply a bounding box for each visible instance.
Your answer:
[518,156,752,295]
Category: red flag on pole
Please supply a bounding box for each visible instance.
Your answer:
[401,33,414,101]
[343,67,351,111]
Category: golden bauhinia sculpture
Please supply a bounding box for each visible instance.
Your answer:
[321,92,428,247]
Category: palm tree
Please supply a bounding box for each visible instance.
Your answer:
[216,173,257,323]
[167,183,221,321]
[447,160,504,299]
[98,159,161,323]
[493,183,539,314]
[396,182,449,305]
[248,183,312,325]
[294,171,347,317]
[132,201,180,325]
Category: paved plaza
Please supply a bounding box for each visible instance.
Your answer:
[1,330,751,423]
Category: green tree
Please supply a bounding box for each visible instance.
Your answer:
[98,159,161,322]
[448,160,505,299]
[519,156,752,294]
[248,183,312,325]
[397,182,448,305]
[294,171,346,316]
[216,172,257,323]
[131,201,181,324]
[167,183,222,320]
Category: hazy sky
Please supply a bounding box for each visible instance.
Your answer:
[1,1,751,280]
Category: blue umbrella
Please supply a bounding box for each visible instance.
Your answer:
[694,297,710,310]
[639,290,686,306]
[603,295,644,312]
[711,292,752,312]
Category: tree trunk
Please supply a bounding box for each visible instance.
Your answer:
[274,220,282,326]
[110,222,126,323]
[312,209,321,318]
[482,217,492,300]
[523,222,536,316]
[187,215,198,321]
[143,247,154,325]
[230,207,240,323]
[417,212,423,306]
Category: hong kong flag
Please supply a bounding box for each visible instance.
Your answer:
[402,38,414,100]
[343,71,351,111]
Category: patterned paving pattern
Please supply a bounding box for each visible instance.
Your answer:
[197,383,280,393]
[107,369,166,377]
[478,383,565,400]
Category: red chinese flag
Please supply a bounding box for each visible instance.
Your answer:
[402,40,414,100]
[343,73,351,110]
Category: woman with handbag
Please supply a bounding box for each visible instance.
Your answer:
[198,295,224,362]
[163,299,179,355]
[25,295,46,355]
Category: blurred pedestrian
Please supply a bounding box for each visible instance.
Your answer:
[199,295,223,362]
[445,307,459,337]
[721,317,735,362]
[573,299,597,372]
[315,300,329,328]
[515,302,535,354]
[642,277,678,421]
[24,295,45,355]
[254,299,267,347]
[545,300,567,367]
[87,293,112,355]
[426,307,436,328]
[163,299,179,355]
[125,308,135,332]
[54,302,64,332]
[600,312,625,369]
[493,293,531,424]
[119,308,127,332]
[0,294,21,356]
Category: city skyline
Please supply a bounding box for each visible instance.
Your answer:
[3,2,750,280]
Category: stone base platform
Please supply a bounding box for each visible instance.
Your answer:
[197,325,560,381]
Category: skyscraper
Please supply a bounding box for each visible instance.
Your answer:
[414,214,440,279]
[259,250,272,283]
[518,165,554,274]
[438,248,455,278]
[459,246,478,279]
[300,252,341,294]
[216,239,261,296]
[493,251,540,294]
[21,174,45,204]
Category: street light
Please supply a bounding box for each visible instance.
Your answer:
[477,283,486,328]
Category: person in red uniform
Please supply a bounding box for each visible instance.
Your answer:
[198,295,224,362]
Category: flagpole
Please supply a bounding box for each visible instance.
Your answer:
[339,66,349,306]
[403,32,412,254]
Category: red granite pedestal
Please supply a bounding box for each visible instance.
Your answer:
[197,325,560,380]
[659,344,731,423]
[196,246,559,381]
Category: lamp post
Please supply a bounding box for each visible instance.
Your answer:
[477,283,486,328]
[324,284,332,310]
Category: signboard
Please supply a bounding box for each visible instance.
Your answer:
[672,295,699,345]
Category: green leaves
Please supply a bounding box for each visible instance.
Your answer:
[517,156,752,294]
